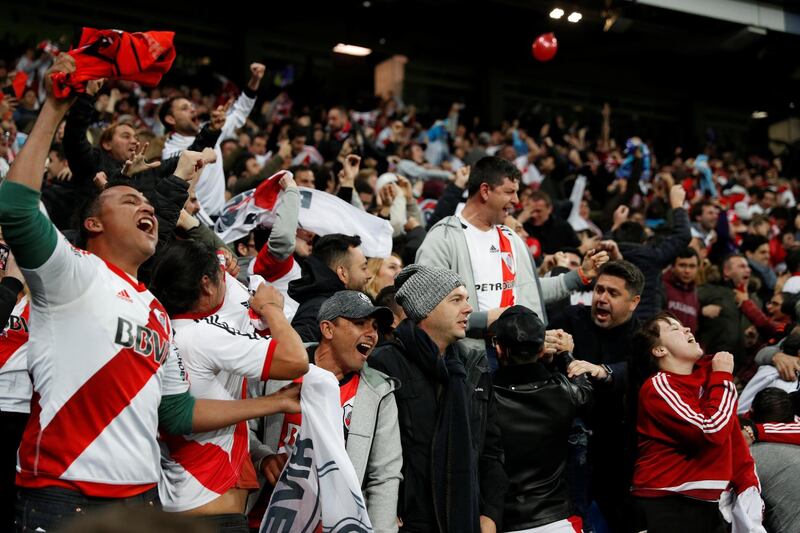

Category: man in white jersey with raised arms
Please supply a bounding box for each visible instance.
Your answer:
[0,54,305,533]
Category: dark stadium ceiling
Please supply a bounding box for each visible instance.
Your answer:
[1,0,799,117]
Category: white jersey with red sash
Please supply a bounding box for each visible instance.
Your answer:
[277,372,360,454]
[16,234,188,497]
[159,272,277,512]
[459,216,518,311]
[0,295,31,413]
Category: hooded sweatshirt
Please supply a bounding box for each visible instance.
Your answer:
[287,256,345,342]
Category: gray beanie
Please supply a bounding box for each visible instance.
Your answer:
[394,264,464,322]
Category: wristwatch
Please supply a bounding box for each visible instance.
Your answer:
[600,364,613,383]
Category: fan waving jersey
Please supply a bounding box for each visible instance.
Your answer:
[159,272,277,512]
[16,234,188,497]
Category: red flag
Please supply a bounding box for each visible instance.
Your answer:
[51,28,176,98]
[11,72,28,99]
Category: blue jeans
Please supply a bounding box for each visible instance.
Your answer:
[565,419,593,532]
[14,486,158,532]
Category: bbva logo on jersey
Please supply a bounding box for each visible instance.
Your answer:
[114,317,170,364]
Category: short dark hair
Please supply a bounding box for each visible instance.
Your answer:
[73,179,140,249]
[374,285,402,334]
[49,142,66,160]
[528,190,551,206]
[722,253,746,271]
[98,120,137,152]
[613,221,647,244]
[233,153,256,177]
[689,201,715,222]
[751,388,795,423]
[234,231,255,257]
[467,156,521,197]
[673,247,699,264]
[158,96,181,132]
[312,164,334,191]
[556,246,582,259]
[781,331,800,357]
[631,311,678,379]
[597,260,645,296]
[288,164,311,175]
[787,250,800,274]
[313,234,362,271]
[149,240,222,316]
[288,127,306,141]
[354,177,374,196]
[740,234,769,255]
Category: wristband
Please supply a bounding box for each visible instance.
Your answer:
[577,266,591,285]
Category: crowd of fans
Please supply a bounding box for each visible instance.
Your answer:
[0,39,799,533]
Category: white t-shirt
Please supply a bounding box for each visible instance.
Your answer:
[0,296,31,413]
[159,273,275,512]
[17,234,188,497]
[782,275,800,294]
[459,216,518,311]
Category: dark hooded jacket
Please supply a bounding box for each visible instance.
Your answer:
[616,207,691,321]
[288,256,345,342]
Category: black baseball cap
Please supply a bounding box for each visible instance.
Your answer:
[489,305,546,355]
[317,290,393,330]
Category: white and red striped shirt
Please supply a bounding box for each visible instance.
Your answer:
[632,356,756,501]
[159,273,276,512]
[249,247,301,323]
[458,217,517,311]
[16,234,188,497]
[0,295,31,413]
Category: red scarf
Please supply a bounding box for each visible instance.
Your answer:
[51,28,176,98]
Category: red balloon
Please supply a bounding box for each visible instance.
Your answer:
[532,32,558,62]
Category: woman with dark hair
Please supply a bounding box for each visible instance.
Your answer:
[627,312,765,533]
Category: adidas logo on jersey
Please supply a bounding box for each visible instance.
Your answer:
[116,289,132,302]
[489,245,500,253]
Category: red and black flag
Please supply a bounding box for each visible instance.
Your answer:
[51,28,176,98]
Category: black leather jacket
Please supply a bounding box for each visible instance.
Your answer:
[493,360,592,531]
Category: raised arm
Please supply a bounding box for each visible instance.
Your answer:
[645,186,692,267]
[642,353,737,449]
[249,283,309,379]
[0,55,74,269]
[220,63,265,141]
[267,173,300,261]
[62,85,103,184]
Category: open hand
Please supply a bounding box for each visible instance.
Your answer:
[122,142,161,176]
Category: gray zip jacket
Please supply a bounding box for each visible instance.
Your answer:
[416,215,584,331]
[249,360,402,532]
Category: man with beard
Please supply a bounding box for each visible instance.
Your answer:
[288,234,373,342]
[416,156,607,370]
[549,260,644,532]
[161,63,266,222]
